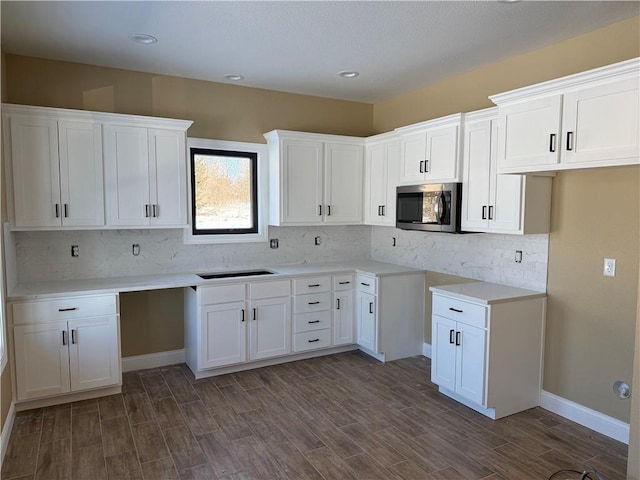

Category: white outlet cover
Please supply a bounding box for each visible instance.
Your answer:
[603,258,616,277]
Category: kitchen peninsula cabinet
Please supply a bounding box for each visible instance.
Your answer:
[491,58,639,173]
[264,130,365,226]
[11,294,121,402]
[461,108,552,234]
[396,113,464,185]
[3,106,104,229]
[430,282,545,419]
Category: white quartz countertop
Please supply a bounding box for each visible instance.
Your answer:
[429,281,546,305]
[8,261,424,301]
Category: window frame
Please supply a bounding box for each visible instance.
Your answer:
[184,138,268,245]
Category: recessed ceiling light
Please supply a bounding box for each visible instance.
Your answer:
[128,34,158,45]
[338,71,360,79]
[224,74,245,81]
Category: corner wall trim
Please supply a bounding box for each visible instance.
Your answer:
[121,349,186,373]
[422,342,432,359]
[1,401,16,468]
[540,390,630,444]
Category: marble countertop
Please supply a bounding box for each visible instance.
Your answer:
[429,281,545,305]
[8,260,424,301]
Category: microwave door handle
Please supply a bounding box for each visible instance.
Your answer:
[434,192,446,224]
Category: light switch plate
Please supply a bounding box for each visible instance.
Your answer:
[603,258,616,277]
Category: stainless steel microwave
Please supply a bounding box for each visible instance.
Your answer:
[396,183,463,233]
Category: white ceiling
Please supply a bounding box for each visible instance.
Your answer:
[1,1,638,103]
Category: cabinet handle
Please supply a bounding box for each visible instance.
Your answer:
[253,308,257,320]
[308,338,320,343]
[482,206,487,220]
[64,204,69,218]
[327,205,331,216]
[449,329,455,344]
[241,309,245,322]
[338,281,351,285]
[566,131,574,151]
[336,298,341,310]
[378,205,382,216]
[488,206,494,220]
[308,320,321,324]
[419,160,424,173]
[145,204,150,218]
[58,307,77,312]
[55,204,60,218]
[318,205,322,216]
[308,284,320,288]
[369,302,373,314]
[71,329,77,345]
[455,331,461,346]
[424,159,429,173]
[308,301,320,305]
[549,133,556,152]
[152,204,158,218]
[360,282,370,287]
[381,205,385,216]
[449,307,463,313]
[62,331,67,346]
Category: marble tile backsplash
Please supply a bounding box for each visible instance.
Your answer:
[14,226,371,283]
[14,225,549,291]
[371,226,549,292]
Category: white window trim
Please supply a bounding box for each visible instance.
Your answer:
[184,137,269,245]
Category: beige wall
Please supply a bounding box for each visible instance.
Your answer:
[373,16,640,133]
[4,55,374,143]
[628,273,640,479]
[546,167,639,422]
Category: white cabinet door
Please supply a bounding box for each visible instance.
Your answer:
[490,173,524,233]
[399,132,426,184]
[356,291,376,352]
[425,125,460,181]
[9,115,61,228]
[497,95,562,170]
[13,321,71,400]
[58,121,105,227]
[562,77,640,165]
[364,143,386,224]
[281,139,324,224]
[324,143,364,224]
[455,322,487,406]
[383,140,400,225]
[104,125,151,226]
[462,119,492,231]
[201,302,247,368]
[148,128,187,226]
[68,316,120,392]
[249,297,291,361]
[333,291,354,346]
[431,315,457,392]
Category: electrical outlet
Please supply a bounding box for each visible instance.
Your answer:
[132,244,140,256]
[392,237,397,247]
[603,258,616,277]
[515,250,522,263]
[269,239,279,249]
[71,245,79,257]
[314,236,321,246]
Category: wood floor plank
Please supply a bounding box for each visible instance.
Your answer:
[105,451,143,480]
[101,416,135,458]
[71,399,98,416]
[298,412,363,458]
[12,409,43,437]
[41,405,72,443]
[342,453,401,480]
[304,446,360,480]
[177,462,218,480]
[121,372,145,394]
[0,432,40,479]
[197,430,242,478]
[375,427,448,474]
[243,386,289,416]
[240,409,289,444]
[71,411,102,449]
[131,421,170,464]
[192,382,235,417]
[263,441,324,480]
[341,422,407,467]
[153,397,186,430]
[140,457,180,480]
[226,436,287,480]
[179,400,220,436]
[162,426,207,471]
[386,460,433,480]
[123,392,155,425]
[272,412,325,452]
[98,394,127,420]
[35,438,71,480]
[141,372,173,399]
[219,383,256,414]
[213,412,254,441]
[164,372,201,405]
[232,370,266,390]
[71,444,107,480]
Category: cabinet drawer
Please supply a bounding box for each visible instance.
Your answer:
[293,329,331,352]
[12,294,118,325]
[333,274,354,291]
[249,280,291,300]
[294,292,331,314]
[356,274,377,295]
[432,295,487,329]
[293,276,331,295]
[200,284,245,305]
[294,311,331,333]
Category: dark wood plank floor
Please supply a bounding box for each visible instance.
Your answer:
[1,352,628,480]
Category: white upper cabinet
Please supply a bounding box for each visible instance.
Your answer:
[397,113,464,185]
[461,108,551,235]
[491,58,640,173]
[364,133,400,226]
[265,130,364,226]
[5,111,104,229]
[3,104,192,230]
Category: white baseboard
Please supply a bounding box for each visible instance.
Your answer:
[122,349,186,372]
[540,390,630,444]
[422,342,432,358]
[1,401,16,468]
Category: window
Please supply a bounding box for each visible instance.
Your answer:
[186,138,267,244]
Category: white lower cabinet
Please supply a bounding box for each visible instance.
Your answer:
[200,301,247,369]
[430,284,546,419]
[333,274,355,346]
[249,296,291,360]
[12,294,120,402]
[356,289,376,352]
[293,276,332,352]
